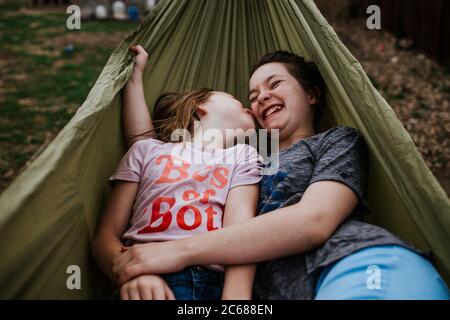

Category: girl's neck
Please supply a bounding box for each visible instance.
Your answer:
[191,133,226,150]
[190,121,233,150]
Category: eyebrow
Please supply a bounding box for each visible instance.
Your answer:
[248,74,283,99]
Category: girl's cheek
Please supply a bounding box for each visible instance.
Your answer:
[250,105,258,117]
[277,86,289,97]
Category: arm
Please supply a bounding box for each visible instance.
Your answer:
[114,180,357,285]
[91,181,176,300]
[189,180,356,265]
[91,181,139,283]
[220,184,259,300]
[123,45,156,148]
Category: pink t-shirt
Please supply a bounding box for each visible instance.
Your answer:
[109,139,262,270]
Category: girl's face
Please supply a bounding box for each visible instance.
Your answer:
[248,62,317,140]
[204,91,256,132]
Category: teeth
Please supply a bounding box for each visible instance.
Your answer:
[264,105,282,119]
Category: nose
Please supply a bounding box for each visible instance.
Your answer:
[244,108,252,115]
[258,90,271,103]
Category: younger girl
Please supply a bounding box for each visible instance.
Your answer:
[91,45,262,300]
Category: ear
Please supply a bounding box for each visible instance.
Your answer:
[308,87,321,105]
[309,96,319,105]
[195,105,208,118]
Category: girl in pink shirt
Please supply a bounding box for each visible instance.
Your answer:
[92,46,262,300]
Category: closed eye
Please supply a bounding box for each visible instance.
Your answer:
[249,80,282,102]
[271,80,282,89]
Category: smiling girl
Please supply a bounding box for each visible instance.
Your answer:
[92,45,262,300]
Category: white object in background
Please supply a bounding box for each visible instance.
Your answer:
[146,0,156,10]
[80,6,94,20]
[112,1,127,20]
[95,5,108,20]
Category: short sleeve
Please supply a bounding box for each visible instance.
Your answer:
[108,139,151,185]
[310,127,369,212]
[229,144,263,189]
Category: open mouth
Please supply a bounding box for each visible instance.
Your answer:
[262,104,284,121]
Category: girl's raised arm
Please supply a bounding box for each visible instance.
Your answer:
[123,45,156,148]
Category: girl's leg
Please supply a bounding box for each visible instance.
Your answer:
[314,245,450,300]
[163,266,224,300]
[384,246,450,300]
[192,266,224,300]
[162,268,194,300]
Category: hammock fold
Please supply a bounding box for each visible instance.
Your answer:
[0,0,449,299]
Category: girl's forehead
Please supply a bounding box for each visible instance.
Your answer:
[250,63,288,85]
[212,91,236,100]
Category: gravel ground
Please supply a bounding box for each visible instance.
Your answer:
[330,18,450,196]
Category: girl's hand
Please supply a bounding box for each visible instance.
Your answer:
[129,45,148,75]
[113,241,189,286]
[120,274,176,300]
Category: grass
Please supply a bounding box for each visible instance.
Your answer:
[0,1,139,191]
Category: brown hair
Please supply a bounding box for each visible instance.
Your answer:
[251,51,327,128]
[151,88,214,142]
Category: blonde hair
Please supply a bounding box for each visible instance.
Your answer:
[143,88,214,143]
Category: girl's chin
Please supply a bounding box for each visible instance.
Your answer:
[262,119,285,132]
[265,126,284,137]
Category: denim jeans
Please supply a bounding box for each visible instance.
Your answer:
[112,266,224,300]
[162,266,224,300]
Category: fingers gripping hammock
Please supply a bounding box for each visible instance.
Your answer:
[0,0,448,299]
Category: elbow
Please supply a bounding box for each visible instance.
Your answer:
[311,228,332,247]
[90,232,113,272]
[307,213,337,247]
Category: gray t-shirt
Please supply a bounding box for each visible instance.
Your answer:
[253,127,415,300]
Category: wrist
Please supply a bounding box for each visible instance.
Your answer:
[130,70,143,82]
[182,236,200,266]
[221,283,253,300]
[221,291,252,300]
[109,250,124,285]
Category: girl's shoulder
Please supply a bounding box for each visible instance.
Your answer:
[131,137,165,149]
[128,137,167,158]
[308,126,363,147]
[317,126,362,140]
[282,127,362,154]
[311,127,366,163]
[232,143,260,159]
[232,142,258,153]
[232,143,263,167]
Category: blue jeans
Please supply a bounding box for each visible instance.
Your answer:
[162,266,224,300]
[111,266,224,300]
[315,245,450,300]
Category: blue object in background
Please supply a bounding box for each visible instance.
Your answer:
[128,6,139,21]
[64,44,75,56]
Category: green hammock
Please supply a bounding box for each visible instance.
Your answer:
[0,0,449,299]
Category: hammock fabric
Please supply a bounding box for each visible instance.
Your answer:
[0,0,449,299]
